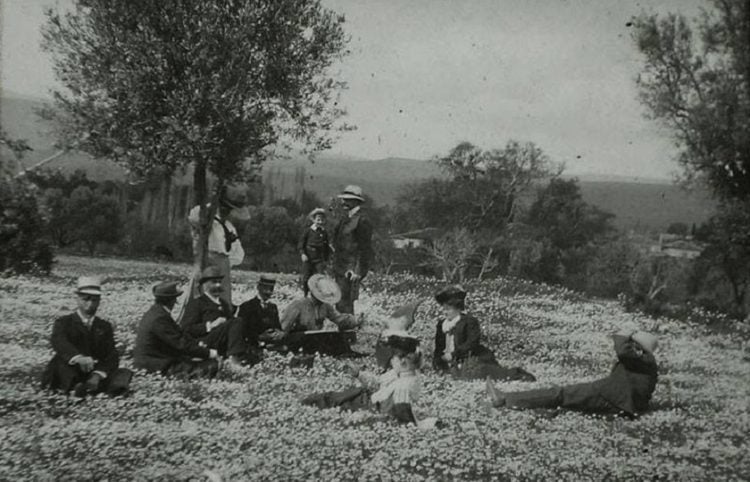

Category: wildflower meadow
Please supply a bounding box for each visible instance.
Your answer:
[1,255,748,481]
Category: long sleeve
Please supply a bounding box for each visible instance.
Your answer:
[50,317,82,363]
[354,218,373,278]
[454,316,481,359]
[155,314,210,359]
[280,300,303,333]
[181,299,209,338]
[93,321,119,375]
[613,335,657,373]
[323,303,357,330]
[298,229,309,254]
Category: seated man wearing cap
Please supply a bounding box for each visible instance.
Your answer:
[134,282,220,378]
[181,266,252,366]
[237,275,284,347]
[41,277,133,397]
[332,185,373,315]
[486,331,659,418]
[187,184,250,305]
[279,274,364,356]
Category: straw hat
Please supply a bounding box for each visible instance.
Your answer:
[435,285,467,305]
[337,185,365,202]
[75,276,102,296]
[307,274,341,305]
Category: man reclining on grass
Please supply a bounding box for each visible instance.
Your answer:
[486,330,658,418]
[41,276,133,397]
[134,281,221,379]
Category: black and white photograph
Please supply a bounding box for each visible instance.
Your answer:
[1,0,748,480]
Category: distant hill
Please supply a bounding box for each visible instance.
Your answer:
[2,93,715,231]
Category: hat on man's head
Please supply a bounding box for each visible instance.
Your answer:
[258,275,276,288]
[220,184,251,221]
[199,265,224,284]
[308,207,327,219]
[632,331,658,354]
[76,276,102,296]
[337,185,365,203]
[307,274,341,305]
[153,281,183,298]
[435,285,467,305]
[387,299,424,332]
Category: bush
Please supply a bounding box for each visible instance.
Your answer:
[0,176,55,275]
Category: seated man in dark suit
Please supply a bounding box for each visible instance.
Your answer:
[486,331,659,418]
[181,265,251,367]
[134,281,220,378]
[41,276,133,397]
[237,276,285,347]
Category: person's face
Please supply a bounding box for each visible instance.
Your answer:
[312,214,325,226]
[77,294,100,317]
[257,284,274,301]
[342,199,359,211]
[203,278,223,297]
[441,303,460,318]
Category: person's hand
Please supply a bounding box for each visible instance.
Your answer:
[208,349,219,359]
[442,353,453,363]
[344,364,360,378]
[301,254,309,262]
[73,356,96,373]
[269,330,286,341]
[84,372,103,393]
[210,317,227,330]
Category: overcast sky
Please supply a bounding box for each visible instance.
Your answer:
[2,0,707,179]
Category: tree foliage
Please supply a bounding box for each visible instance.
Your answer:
[632,0,750,201]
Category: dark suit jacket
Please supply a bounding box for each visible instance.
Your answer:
[597,336,658,415]
[237,297,280,342]
[332,211,373,278]
[133,304,210,373]
[42,312,119,390]
[298,226,331,262]
[181,294,234,339]
[433,313,496,370]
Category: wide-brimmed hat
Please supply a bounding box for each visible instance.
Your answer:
[308,207,327,219]
[199,265,224,284]
[385,334,419,354]
[435,285,467,305]
[337,185,365,202]
[307,274,341,305]
[153,281,183,298]
[75,276,102,296]
[632,331,658,354]
[387,299,424,332]
[258,275,276,288]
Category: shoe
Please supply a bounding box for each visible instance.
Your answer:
[485,377,505,408]
[72,382,87,398]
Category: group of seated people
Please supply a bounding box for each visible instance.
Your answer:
[41,270,659,426]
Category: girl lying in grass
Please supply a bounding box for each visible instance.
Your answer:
[301,334,423,425]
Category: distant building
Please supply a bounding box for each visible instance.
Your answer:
[650,234,705,259]
[390,228,444,249]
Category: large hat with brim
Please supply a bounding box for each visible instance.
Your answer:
[632,331,658,354]
[76,276,102,296]
[435,285,467,305]
[387,299,424,332]
[153,281,183,298]
[337,185,365,202]
[199,265,224,284]
[307,274,341,305]
[308,207,327,219]
[221,184,251,221]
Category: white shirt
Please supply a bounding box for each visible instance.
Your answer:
[188,205,245,266]
[442,315,461,357]
[348,206,361,218]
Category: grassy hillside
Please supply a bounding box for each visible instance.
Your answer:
[2,93,715,231]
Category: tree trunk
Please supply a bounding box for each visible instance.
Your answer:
[176,161,221,323]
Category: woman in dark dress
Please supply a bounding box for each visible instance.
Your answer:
[433,285,535,382]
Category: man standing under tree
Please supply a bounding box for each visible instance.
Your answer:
[332,185,374,315]
[188,185,250,306]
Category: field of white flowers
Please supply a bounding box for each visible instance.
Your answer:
[1,255,748,481]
